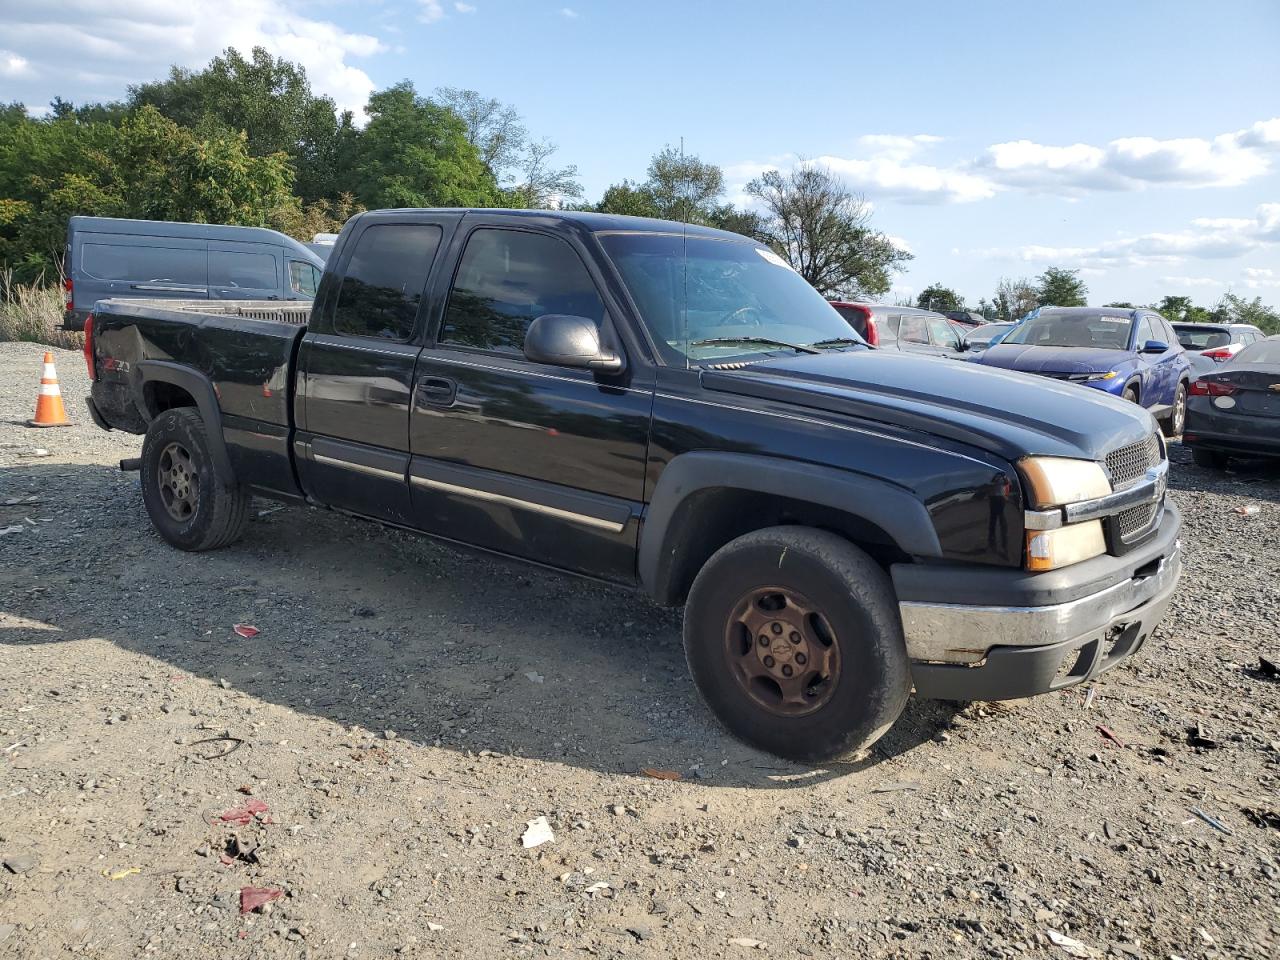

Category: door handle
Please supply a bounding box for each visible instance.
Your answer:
[415,376,457,408]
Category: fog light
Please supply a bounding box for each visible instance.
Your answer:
[1027,520,1106,571]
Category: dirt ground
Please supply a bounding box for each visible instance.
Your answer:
[1,341,1278,959]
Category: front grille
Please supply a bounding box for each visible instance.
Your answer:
[1116,502,1158,540]
[1105,434,1161,489]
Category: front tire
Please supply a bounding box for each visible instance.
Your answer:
[1161,382,1187,438]
[141,408,249,551]
[1122,384,1140,404]
[683,526,910,763]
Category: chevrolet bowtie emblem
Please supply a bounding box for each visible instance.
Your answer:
[1270,384,1280,392]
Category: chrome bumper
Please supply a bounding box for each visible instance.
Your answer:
[901,540,1181,665]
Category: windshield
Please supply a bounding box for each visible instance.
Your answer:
[599,233,865,363]
[1002,312,1133,349]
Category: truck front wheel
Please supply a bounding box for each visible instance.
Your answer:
[683,526,910,763]
[140,408,249,551]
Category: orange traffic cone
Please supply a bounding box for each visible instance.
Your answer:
[29,351,70,427]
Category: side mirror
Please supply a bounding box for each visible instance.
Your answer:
[524,314,624,373]
[1141,339,1169,354]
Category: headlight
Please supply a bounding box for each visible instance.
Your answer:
[1083,371,1118,382]
[1026,521,1106,571]
[1019,457,1111,508]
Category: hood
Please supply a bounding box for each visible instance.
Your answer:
[700,350,1154,462]
[979,343,1132,375]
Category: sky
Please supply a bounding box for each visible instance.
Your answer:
[2,0,1279,307]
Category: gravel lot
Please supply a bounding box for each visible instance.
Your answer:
[1,341,1278,959]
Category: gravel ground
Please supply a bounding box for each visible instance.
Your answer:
[1,341,1277,960]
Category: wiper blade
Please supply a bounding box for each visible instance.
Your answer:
[809,337,864,349]
[689,337,819,355]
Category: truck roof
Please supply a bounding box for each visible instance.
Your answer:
[357,208,757,242]
[69,216,322,263]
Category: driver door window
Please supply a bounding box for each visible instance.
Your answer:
[440,229,605,355]
[927,317,960,352]
[1136,317,1159,349]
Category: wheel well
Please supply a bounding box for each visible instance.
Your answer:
[659,488,910,606]
[1123,379,1140,399]
[143,380,198,419]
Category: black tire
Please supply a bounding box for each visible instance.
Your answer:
[683,526,910,763]
[1191,448,1229,470]
[140,407,249,551]
[1161,382,1187,438]
[1122,384,1140,404]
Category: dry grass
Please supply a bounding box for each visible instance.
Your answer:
[0,271,82,350]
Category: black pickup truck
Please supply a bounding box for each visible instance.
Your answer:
[84,209,1182,762]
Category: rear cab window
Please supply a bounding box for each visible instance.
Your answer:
[332,224,442,341]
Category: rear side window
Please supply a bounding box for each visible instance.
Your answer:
[210,250,277,290]
[81,242,206,285]
[333,224,442,341]
[441,229,605,355]
[899,315,929,344]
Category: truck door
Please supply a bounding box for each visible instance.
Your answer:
[295,217,455,525]
[408,218,653,582]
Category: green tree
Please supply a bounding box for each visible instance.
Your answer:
[745,164,911,298]
[1103,301,1135,309]
[1036,266,1087,306]
[916,283,963,313]
[129,47,348,203]
[349,82,501,210]
[643,145,725,222]
[594,180,660,218]
[993,277,1039,321]
[1214,291,1280,334]
[1152,295,1211,323]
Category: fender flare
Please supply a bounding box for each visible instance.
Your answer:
[132,360,234,482]
[638,451,942,604]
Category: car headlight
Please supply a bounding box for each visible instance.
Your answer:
[1019,457,1111,508]
[1026,521,1106,571]
[1083,371,1119,382]
[1018,457,1111,570]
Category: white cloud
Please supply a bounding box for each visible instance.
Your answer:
[1160,275,1222,288]
[454,2,476,11]
[976,120,1280,195]
[1243,266,1280,289]
[1244,267,1275,278]
[886,235,913,255]
[1,50,30,76]
[0,1,384,116]
[814,152,996,204]
[419,0,446,23]
[972,203,1280,269]
[560,7,578,17]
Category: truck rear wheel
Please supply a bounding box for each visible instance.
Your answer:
[141,408,249,551]
[683,526,910,763]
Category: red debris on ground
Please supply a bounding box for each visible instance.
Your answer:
[217,798,270,826]
[1096,724,1126,748]
[232,624,260,638]
[239,886,283,914]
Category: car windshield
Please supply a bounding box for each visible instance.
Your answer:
[599,232,864,363]
[1001,312,1133,349]
[1173,326,1231,350]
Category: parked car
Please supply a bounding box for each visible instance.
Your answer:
[962,321,1016,353]
[1183,336,1280,468]
[976,306,1192,437]
[1171,322,1267,376]
[829,302,967,357]
[84,208,1180,763]
[62,216,326,331]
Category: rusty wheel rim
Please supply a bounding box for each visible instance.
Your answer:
[157,441,199,523]
[722,587,841,718]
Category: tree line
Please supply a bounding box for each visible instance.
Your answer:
[0,46,908,299]
[912,269,1279,333]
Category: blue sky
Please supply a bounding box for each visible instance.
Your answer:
[3,0,1279,306]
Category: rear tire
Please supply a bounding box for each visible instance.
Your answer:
[682,526,910,763]
[1161,382,1187,438]
[1191,448,1229,470]
[141,408,249,551]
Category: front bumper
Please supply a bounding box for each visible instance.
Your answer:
[900,503,1182,701]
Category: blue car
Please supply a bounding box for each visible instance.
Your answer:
[977,307,1192,437]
